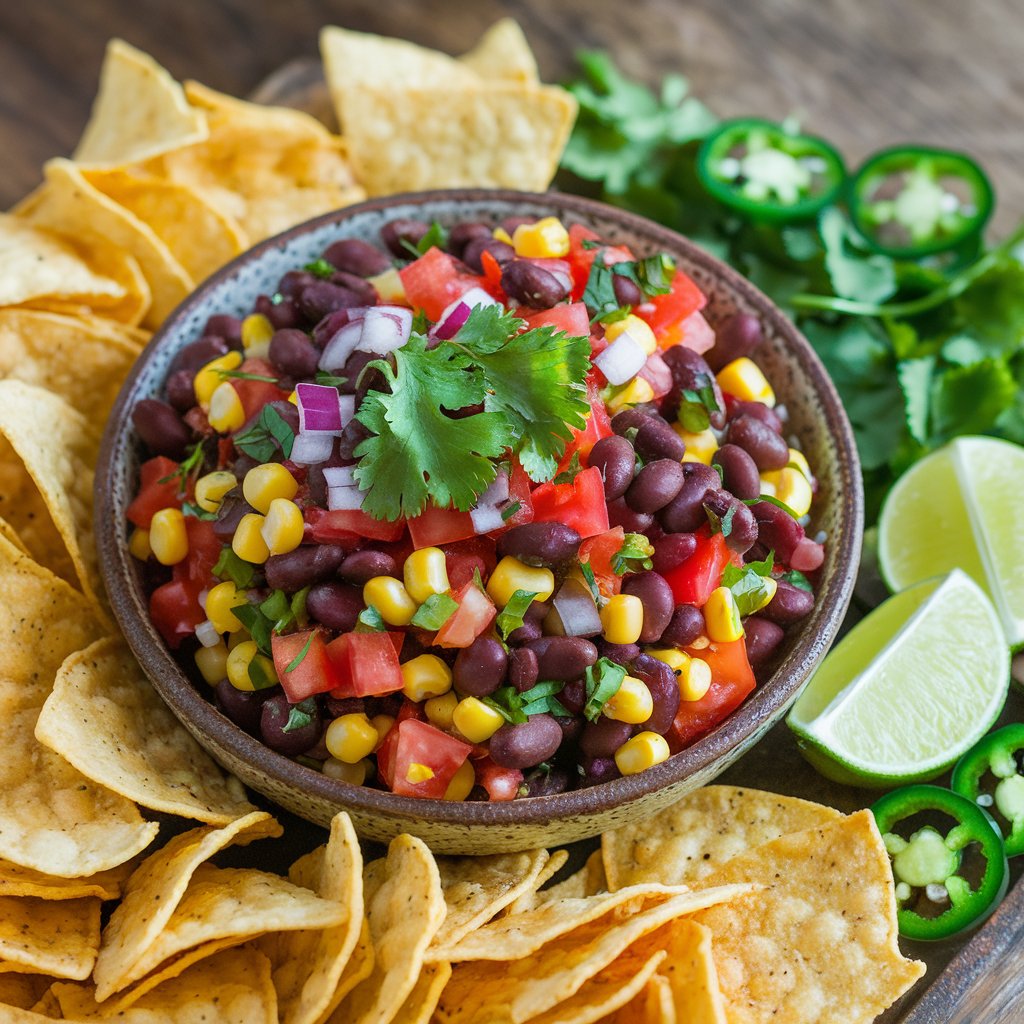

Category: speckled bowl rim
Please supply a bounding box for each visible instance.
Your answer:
[97,188,863,829]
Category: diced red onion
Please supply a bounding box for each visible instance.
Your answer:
[296,382,346,433]
[790,537,825,572]
[322,465,358,488]
[290,431,335,465]
[318,320,364,371]
[312,306,368,349]
[355,306,412,355]
[678,311,715,355]
[552,579,602,637]
[327,484,366,511]
[195,619,221,648]
[637,351,673,399]
[470,505,505,535]
[594,331,647,385]
[432,301,472,342]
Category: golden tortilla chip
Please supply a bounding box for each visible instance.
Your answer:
[390,961,452,1024]
[83,168,248,282]
[0,516,29,555]
[459,19,539,83]
[502,848,570,916]
[0,309,141,425]
[73,39,208,166]
[689,811,926,1024]
[0,896,100,980]
[320,918,374,1024]
[642,920,726,1024]
[36,637,256,824]
[93,811,280,1001]
[339,82,577,196]
[609,973,676,1024]
[258,812,363,1024]
[16,159,193,328]
[0,858,132,901]
[0,973,53,1011]
[332,834,445,1024]
[602,785,843,891]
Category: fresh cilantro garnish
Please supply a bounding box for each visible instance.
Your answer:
[483,681,569,724]
[232,604,271,655]
[783,569,814,593]
[285,631,316,673]
[500,501,522,522]
[742,494,800,518]
[582,261,627,322]
[282,696,318,732]
[158,442,205,493]
[304,258,336,279]
[234,405,295,462]
[181,501,216,521]
[215,369,279,384]
[357,605,387,632]
[677,373,721,433]
[495,590,538,640]
[411,309,431,334]
[247,653,278,690]
[581,254,673,323]
[721,553,775,616]
[213,547,256,589]
[315,371,347,388]
[583,658,627,721]
[611,533,654,575]
[410,593,458,631]
[579,561,601,604]
[552,452,583,486]
[236,587,310,656]
[401,221,449,259]
[705,501,736,537]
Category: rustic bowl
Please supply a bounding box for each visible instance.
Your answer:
[97,190,862,854]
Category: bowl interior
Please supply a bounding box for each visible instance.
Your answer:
[97,190,863,852]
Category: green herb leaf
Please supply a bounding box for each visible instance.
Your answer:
[411,592,459,631]
[743,494,800,518]
[234,405,295,462]
[216,369,279,383]
[482,686,527,725]
[282,696,318,732]
[232,603,272,656]
[158,442,205,493]
[315,371,347,388]
[357,605,386,632]
[495,589,538,640]
[677,373,721,433]
[782,568,814,592]
[247,652,278,690]
[583,657,627,722]
[611,533,654,575]
[304,258,336,279]
[721,553,776,616]
[181,501,217,521]
[552,452,583,486]
[819,208,897,304]
[704,501,736,537]
[401,220,449,258]
[213,547,256,589]
[500,501,522,522]
[580,561,601,604]
[285,631,316,673]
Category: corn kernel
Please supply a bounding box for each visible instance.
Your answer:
[787,448,812,481]
[323,757,368,785]
[232,512,270,564]
[759,476,777,498]
[716,357,776,407]
[226,640,277,691]
[150,508,189,565]
[674,426,719,465]
[325,713,379,764]
[401,654,453,702]
[486,556,554,607]
[614,731,671,775]
[204,581,247,634]
[194,351,243,407]
[207,381,246,433]
[406,762,436,785]
[679,655,713,701]
[605,376,655,415]
[444,758,475,801]
[492,226,514,245]
[370,714,395,750]
[260,498,304,556]
[241,312,274,358]
[195,471,237,514]
[363,576,417,626]
[600,593,644,645]
[703,587,745,643]
[424,690,459,730]
[128,528,152,561]
[194,642,228,686]
[512,217,570,259]
[646,647,689,673]
[452,696,504,743]
[403,547,450,604]
[761,466,813,517]
[242,463,298,515]
[602,675,654,725]
[604,314,657,355]
[287,390,299,405]
[748,575,778,614]
[368,266,406,304]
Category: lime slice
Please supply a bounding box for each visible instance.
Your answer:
[787,570,1009,786]
[878,436,1024,649]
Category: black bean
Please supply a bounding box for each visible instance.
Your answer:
[728,398,785,434]
[634,416,686,462]
[170,335,229,375]
[269,328,319,378]
[626,459,685,513]
[203,315,243,348]
[165,369,196,413]
[588,435,635,501]
[744,616,786,668]
[612,273,643,307]
[622,571,674,643]
[265,544,347,592]
[750,500,805,562]
[527,637,598,681]
[660,604,705,648]
[508,647,539,692]
[502,215,535,234]
[326,271,374,308]
[706,312,764,372]
[306,581,363,632]
[322,238,391,278]
[331,350,376,395]
[497,523,581,566]
[462,238,514,274]
[580,718,633,759]
[261,694,322,757]
[215,679,274,735]
[651,533,697,575]
[338,549,397,586]
[607,498,654,534]
[336,418,372,462]
[212,492,253,543]
[662,346,726,429]
[728,415,789,471]
[453,638,508,697]
[658,462,719,533]
[447,222,493,258]
[255,293,301,330]
[298,280,365,322]
[701,489,754,555]
[595,641,640,664]
[277,270,316,299]
[500,260,568,308]
[762,579,815,625]
[132,399,192,460]
[508,618,543,645]
[630,653,680,734]
[558,678,586,715]
[311,308,359,351]
[488,715,563,770]
[325,696,366,718]
[381,218,430,258]
[714,443,761,501]
[578,755,621,786]
[522,766,571,797]
[610,408,653,438]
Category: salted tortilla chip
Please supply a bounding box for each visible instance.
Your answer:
[16,159,193,327]
[0,858,132,901]
[689,811,926,1024]
[0,896,100,979]
[36,636,256,823]
[502,848,570,916]
[642,920,726,1024]
[390,961,452,1024]
[609,973,676,1024]
[83,168,247,282]
[93,811,280,1001]
[74,39,208,166]
[332,834,445,1024]
[258,812,363,1024]
[0,516,29,555]
[0,973,53,1011]
[0,309,141,425]
[459,19,539,83]
[320,919,374,1024]
[602,785,843,890]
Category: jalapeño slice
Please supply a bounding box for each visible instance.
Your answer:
[847,145,994,258]
[952,724,1024,858]
[696,117,846,223]
[871,784,1008,941]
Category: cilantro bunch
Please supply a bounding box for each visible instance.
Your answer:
[560,52,1024,520]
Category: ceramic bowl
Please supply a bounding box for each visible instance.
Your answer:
[96,190,863,854]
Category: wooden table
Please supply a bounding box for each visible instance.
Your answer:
[3,2,1022,1020]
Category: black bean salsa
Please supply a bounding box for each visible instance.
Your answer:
[127,213,824,802]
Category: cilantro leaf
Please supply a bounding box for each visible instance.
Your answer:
[612,533,654,575]
[357,605,386,632]
[580,561,602,604]
[704,501,736,536]
[484,681,568,724]
[482,686,527,725]
[304,258,336,279]
[552,452,583,486]
[583,658,627,722]
[932,358,1017,440]
[233,603,272,656]
[247,653,278,690]
[496,590,538,640]
[721,553,775,616]
[315,371,347,388]
[677,373,721,432]
[819,208,897,304]
[783,569,814,592]
[501,501,522,522]
[411,593,458,631]
[285,631,316,673]
[401,221,448,259]
[158,442,205,493]
[282,696,318,732]
[234,405,295,462]
[213,547,255,589]
[181,501,216,521]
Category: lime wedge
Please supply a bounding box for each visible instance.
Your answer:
[787,570,1009,786]
[878,436,1024,649]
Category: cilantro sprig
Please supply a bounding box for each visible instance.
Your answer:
[234,405,295,462]
[611,533,654,575]
[583,658,627,721]
[721,553,776,616]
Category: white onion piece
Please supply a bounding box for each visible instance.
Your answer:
[322,465,358,488]
[476,469,510,509]
[195,619,221,648]
[290,431,335,465]
[471,505,505,535]
[355,305,412,354]
[594,331,647,385]
[327,485,366,511]
[318,320,363,371]
[552,579,602,637]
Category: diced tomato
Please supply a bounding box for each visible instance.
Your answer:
[521,301,590,339]
[306,508,405,545]
[472,756,524,802]
[399,247,485,322]
[126,456,183,528]
[383,720,473,798]
[635,270,707,344]
[566,224,634,300]
[181,518,221,585]
[529,466,610,540]
[562,374,613,470]
[150,580,204,648]
[408,506,476,549]
[325,631,403,699]
[273,629,339,702]
[662,530,739,607]
[666,638,756,752]
[494,460,534,532]
[578,526,625,598]
[434,581,496,648]
[441,536,497,592]
[233,359,290,420]
[637,352,673,399]
[376,700,427,789]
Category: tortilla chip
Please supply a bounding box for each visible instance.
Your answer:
[390,961,452,1024]
[689,811,926,1024]
[83,168,248,282]
[320,918,374,1024]
[74,39,208,166]
[602,785,843,891]
[0,896,100,979]
[609,973,676,1024]
[459,19,539,83]
[16,159,193,328]
[331,834,445,1024]
[646,920,726,1024]
[93,811,280,1001]
[0,309,141,425]
[502,848,570,916]
[54,946,277,1024]
[257,812,363,1024]
[0,973,53,1011]
[0,858,132,901]
[0,516,29,555]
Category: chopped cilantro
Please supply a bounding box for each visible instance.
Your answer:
[158,442,205,493]
[483,680,568,724]
[215,369,279,383]
[500,501,523,522]
[285,631,316,673]
[472,567,487,593]
[282,696,318,732]
[743,494,800,518]
[232,604,272,655]
[495,590,538,640]
[705,501,736,537]
[552,452,583,486]
[213,547,255,589]
[181,501,216,521]
[721,553,776,616]
[783,568,814,593]
[314,371,347,388]
[234,587,310,655]
[410,593,458,631]
[247,653,278,690]
[582,251,676,322]
[611,533,654,575]
[401,220,449,258]
[580,561,601,604]
[583,658,627,721]
[356,605,387,632]
[677,373,721,433]
[304,258,336,279]
[234,405,295,462]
